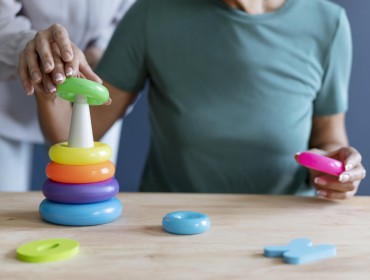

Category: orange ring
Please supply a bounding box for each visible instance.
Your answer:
[46,161,115,184]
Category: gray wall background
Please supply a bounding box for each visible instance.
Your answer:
[332,0,370,195]
[31,0,370,195]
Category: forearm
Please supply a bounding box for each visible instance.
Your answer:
[309,113,349,152]
[91,81,139,140]
[310,141,349,153]
[34,91,72,145]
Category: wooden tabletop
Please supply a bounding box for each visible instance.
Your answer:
[1,192,370,279]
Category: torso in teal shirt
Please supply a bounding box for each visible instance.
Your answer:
[96,0,351,194]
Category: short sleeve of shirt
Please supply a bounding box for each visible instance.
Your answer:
[313,9,352,116]
[95,0,147,94]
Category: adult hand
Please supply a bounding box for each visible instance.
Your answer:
[308,147,366,199]
[18,24,102,95]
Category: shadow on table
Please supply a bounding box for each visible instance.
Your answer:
[0,211,41,228]
[5,250,17,261]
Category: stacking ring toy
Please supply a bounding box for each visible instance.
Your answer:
[17,238,79,263]
[162,211,211,235]
[296,151,344,176]
[46,160,115,184]
[57,77,109,105]
[42,178,119,204]
[49,142,112,165]
[39,197,123,226]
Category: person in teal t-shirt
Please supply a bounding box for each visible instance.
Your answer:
[19,0,366,199]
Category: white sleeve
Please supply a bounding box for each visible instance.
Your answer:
[92,0,136,49]
[0,0,37,81]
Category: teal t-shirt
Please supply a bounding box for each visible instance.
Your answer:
[96,0,352,194]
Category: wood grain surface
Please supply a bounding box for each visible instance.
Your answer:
[1,192,370,279]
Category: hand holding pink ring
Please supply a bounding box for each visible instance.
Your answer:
[295,151,344,176]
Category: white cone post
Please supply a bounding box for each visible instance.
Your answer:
[68,94,94,148]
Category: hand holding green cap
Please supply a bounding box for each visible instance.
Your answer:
[56,77,109,148]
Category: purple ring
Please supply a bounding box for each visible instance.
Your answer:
[42,178,119,204]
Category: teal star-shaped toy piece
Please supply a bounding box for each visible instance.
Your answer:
[264,238,336,265]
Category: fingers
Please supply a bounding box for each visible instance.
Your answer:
[41,70,57,95]
[17,50,34,95]
[339,164,366,183]
[34,30,54,73]
[34,24,73,75]
[342,147,362,172]
[64,44,100,81]
[313,172,364,200]
[18,29,53,94]
[314,175,356,192]
[313,164,365,200]
[65,64,74,77]
[34,43,64,95]
[316,188,357,200]
[33,81,51,97]
[64,44,80,78]
[50,43,66,85]
[50,24,73,62]
[105,98,112,105]
[23,40,43,84]
[315,176,358,200]
[326,146,362,171]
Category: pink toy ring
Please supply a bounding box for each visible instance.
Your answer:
[295,151,344,176]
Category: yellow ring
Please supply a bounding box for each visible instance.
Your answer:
[49,142,112,165]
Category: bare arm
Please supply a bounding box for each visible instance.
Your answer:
[34,89,71,144]
[309,113,348,151]
[307,113,366,199]
[91,81,138,141]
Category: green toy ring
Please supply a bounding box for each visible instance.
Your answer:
[57,77,109,105]
[16,238,79,263]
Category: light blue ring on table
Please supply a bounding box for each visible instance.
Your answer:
[162,211,211,235]
[39,197,122,226]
